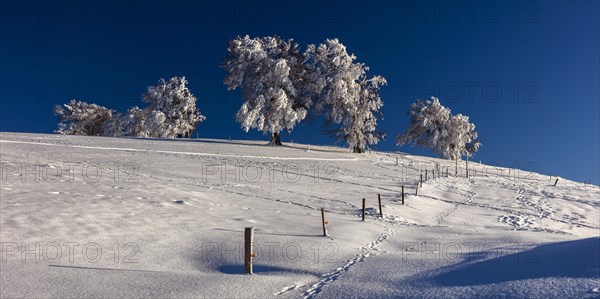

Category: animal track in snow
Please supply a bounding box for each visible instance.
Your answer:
[276,228,394,298]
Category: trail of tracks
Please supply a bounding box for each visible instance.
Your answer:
[275,227,395,298]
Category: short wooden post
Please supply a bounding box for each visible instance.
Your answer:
[395,157,398,166]
[244,227,255,274]
[362,198,366,221]
[420,174,423,187]
[432,169,435,180]
[378,194,383,216]
[415,184,419,196]
[402,185,405,205]
[425,169,428,181]
[321,208,328,237]
[554,178,559,186]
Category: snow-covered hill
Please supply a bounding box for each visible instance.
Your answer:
[1,133,598,298]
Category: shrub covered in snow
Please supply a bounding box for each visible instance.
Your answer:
[53,100,115,136]
[53,77,205,138]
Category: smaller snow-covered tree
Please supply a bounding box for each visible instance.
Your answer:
[104,112,125,137]
[121,106,148,137]
[142,76,206,138]
[441,113,480,175]
[397,97,481,175]
[53,100,114,136]
[396,97,451,153]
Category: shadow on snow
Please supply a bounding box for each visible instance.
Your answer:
[432,237,600,286]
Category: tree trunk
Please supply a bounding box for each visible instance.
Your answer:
[353,143,364,153]
[455,158,458,175]
[269,132,282,146]
[466,153,469,178]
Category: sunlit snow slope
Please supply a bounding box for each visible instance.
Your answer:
[1,133,598,298]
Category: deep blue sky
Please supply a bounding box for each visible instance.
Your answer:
[1,1,599,185]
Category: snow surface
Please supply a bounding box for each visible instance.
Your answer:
[1,133,598,298]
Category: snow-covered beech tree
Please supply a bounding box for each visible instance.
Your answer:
[440,114,480,160]
[222,35,307,145]
[304,39,385,153]
[53,100,114,136]
[142,76,206,138]
[330,75,386,153]
[441,113,481,175]
[396,97,452,153]
[397,97,481,175]
[121,106,148,137]
[104,112,125,137]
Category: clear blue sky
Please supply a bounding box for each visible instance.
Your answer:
[1,1,598,185]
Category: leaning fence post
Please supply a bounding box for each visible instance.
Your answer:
[378,194,383,217]
[321,208,328,237]
[362,198,366,221]
[554,178,559,186]
[402,185,405,205]
[244,227,256,274]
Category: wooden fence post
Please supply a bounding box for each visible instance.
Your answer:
[402,185,405,205]
[362,198,366,221]
[432,169,435,180]
[415,184,419,196]
[321,208,328,237]
[378,194,383,217]
[420,174,423,187]
[244,227,255,274]
[395,157,398,166]
[425,169,428,181]
[554,178,559,186]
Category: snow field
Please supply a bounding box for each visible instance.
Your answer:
[1,133,598,298]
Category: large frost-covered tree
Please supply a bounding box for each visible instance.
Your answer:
[304,39,385,153]
[222,35,307,145]
[53,100,114,136]
[397,97,480,174]
[142,76,206,138]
